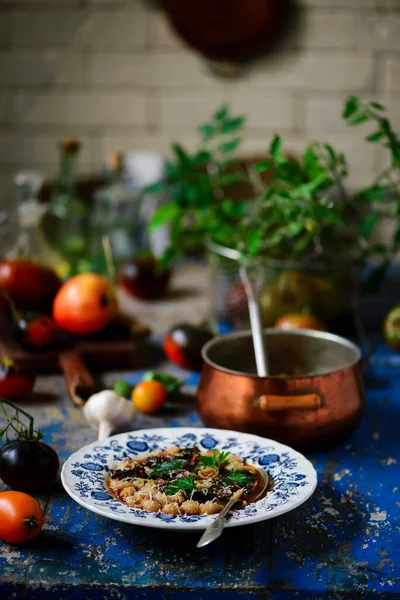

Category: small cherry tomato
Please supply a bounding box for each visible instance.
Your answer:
[274,313,327,332]
[0,491,43,544]
[131,381,167,414]
[16,312,57,350]
[0,360,35,401]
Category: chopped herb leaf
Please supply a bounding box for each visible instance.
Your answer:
[150,460,186,478]
[166,475,196,495]
[224,470,253,488]
[198,450,230,471]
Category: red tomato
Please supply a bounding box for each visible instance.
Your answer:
[17,313,57,349]
[131,381,167,414]
[0,260,61,312]
[0,361,35,401]
[274,313,327,332]
[0,491,43,544]
[53,273,118,336]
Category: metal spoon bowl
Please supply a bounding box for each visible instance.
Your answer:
[196,467,269,548]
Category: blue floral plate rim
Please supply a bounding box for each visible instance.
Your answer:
[61,427,317,531]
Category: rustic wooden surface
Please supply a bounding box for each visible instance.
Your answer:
[0,264,399,599]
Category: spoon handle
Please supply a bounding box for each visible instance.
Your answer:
[240,263,269,377]
[196,497,238,548]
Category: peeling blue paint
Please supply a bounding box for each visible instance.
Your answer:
[0,341,399,599]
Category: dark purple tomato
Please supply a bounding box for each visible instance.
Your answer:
[119,256,171,300]
[0,441,59,491]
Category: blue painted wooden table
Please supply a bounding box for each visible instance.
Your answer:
[0,339,399,599]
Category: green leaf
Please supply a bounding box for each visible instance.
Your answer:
[142,179,167,195]
[150,460,186,478]
[254,160,273,172]
[217,137,241,154]
[324,144,337,163]
[246,228,263,255]
[172,143,190,167]
[303,147,319,170]
[358,186,389,203]
[220,116,245,135]
[217,173,243,187]
[213,105,229,121]
[193,150,212,165]
[198,123,215,142]
[142,371,184,394]
[366,131,384,142]
[342,96,360,119]
[348,114,369,126]
[149,203,179,233]
[287,222,304,237]
[166,475,196,496]
[224,469,253,488]
[198,450,230,471]
[269,135,282,158]
[370,102,385,111]
[358,212,380,239]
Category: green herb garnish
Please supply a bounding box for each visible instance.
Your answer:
[224,470,253,488]
[142,371,184,394]
[150,460,186,478]
[166,475,196,496]
[198,450,230,471]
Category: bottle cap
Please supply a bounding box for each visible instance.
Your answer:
[107,151,125,172]
[61,138,81,153]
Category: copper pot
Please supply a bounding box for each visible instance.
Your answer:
[197,329,364,451]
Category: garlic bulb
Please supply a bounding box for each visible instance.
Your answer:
[83,390,137,440]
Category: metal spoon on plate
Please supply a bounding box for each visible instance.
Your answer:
[196,467,269,548]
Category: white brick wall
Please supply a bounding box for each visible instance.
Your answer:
[0,0,399,207]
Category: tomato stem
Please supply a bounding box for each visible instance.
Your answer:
[23,515,39,535]
[0,397,43,442]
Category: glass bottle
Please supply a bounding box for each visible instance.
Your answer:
[0,194,20,260]
[89,152,142,273]
[46,139,88,276]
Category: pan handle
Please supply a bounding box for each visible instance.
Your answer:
[255,393,322,412]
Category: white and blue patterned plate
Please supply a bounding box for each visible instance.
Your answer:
[61,427,317,531]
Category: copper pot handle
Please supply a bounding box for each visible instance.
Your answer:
[255,393,322,412]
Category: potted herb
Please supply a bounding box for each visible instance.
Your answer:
[144,105,249,268]
[148,97,400,330]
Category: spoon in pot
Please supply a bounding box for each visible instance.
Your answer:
[240,262,269,376]
[196,467,269,548]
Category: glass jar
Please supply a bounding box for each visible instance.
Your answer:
[207,240,362,331]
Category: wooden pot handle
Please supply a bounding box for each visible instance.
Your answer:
[255,394,322,412]
[59,351,96,408]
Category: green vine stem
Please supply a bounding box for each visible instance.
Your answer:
[0,398,43,442]
[0,290,21,325]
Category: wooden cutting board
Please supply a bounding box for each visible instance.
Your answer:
[0,316,151,406]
